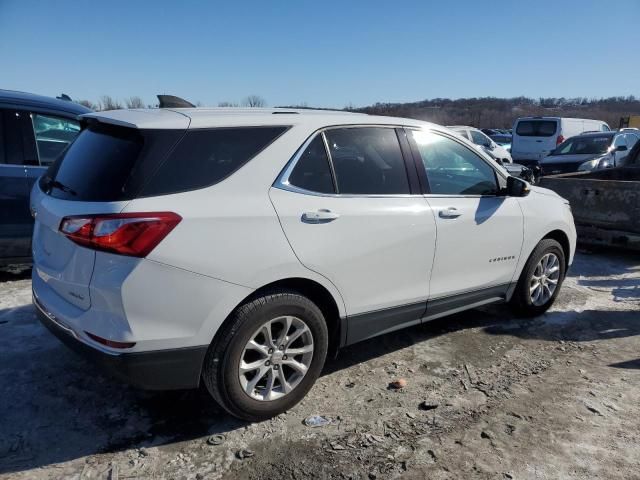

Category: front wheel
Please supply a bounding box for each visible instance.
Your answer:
[510,239,566,317]
[202,290,328,421]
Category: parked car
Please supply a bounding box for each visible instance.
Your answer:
[31,108,576,421]
[447,126,513,163]
[511,117,610,170]
[489,134,512,151]
[0,89,90,266]
[481,128,500,136]
[449,126,533,181]
[540,130,640,175]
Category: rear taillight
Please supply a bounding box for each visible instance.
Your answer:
[556,135,565,145]
[59,212,181,257]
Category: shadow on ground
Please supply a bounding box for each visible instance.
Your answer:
[609,358,640,369]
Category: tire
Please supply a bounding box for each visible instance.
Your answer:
[510,239,566,317]
[202,290,328,421]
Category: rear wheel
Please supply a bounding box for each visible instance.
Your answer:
[510,239,566,317]
[202,290,328,421]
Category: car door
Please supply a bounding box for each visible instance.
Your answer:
[0,109,39,261]
[625,133,640,162]
[406,128,524,318]
[270,126,436,344]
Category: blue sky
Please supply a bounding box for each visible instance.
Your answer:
[1,0,638,108]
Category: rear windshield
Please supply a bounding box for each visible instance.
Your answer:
[515,120,558,137]
[552,135,613,155]
[42,123,288,201]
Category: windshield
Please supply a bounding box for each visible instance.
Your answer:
[491,135,511,145]
[552,135,613,156]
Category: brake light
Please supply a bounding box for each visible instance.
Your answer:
[556,135,565,145]
[59,212,181,257]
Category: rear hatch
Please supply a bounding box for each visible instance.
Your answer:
[512,119,559,160]
[31,116,187,310]
[31,190,127,310]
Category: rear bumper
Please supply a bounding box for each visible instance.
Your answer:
[34,293,207,390]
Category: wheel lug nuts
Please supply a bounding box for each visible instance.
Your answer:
[265,361,270,366]
[268,348,274,354]
[283,355,288,360]
[274,365,279,370]
[279,345,284,350]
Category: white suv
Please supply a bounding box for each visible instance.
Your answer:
[447,125,513,164]
[31,108,576,420]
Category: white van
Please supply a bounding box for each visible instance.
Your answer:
[511,117,610,162]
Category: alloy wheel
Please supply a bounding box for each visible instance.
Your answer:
[529,252,560,306]
[238,316,314,401]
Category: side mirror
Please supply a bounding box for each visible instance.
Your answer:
[616,145,628,152]
[506,176,530,197]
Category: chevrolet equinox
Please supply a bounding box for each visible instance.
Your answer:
[31,108,576,420]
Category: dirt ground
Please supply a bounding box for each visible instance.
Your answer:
[1,250,639,480]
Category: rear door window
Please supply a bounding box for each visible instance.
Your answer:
[324,127,410,195]
[31,114,81,166]
[515,120,558,137]
[0,110,38,165]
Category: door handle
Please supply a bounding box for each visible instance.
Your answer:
[439,207,462,219]
[301,209,340,224]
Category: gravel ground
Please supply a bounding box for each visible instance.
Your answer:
[0,251,639,479]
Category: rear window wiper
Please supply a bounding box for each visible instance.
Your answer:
[45,178,77,196]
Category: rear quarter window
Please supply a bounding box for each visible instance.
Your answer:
[515,120,558,137]
[140,126,288,196]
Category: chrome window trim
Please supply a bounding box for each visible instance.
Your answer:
[274,124,423,198]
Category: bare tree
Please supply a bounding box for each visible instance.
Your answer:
[218,101,239,107]
[125,96,145,109]
[77,99,96,110]
[242,95,266,108]
[100,95,122,111]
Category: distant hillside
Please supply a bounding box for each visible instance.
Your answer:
[351,96,640,129]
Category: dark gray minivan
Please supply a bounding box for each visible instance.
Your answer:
[0,90,90,266]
